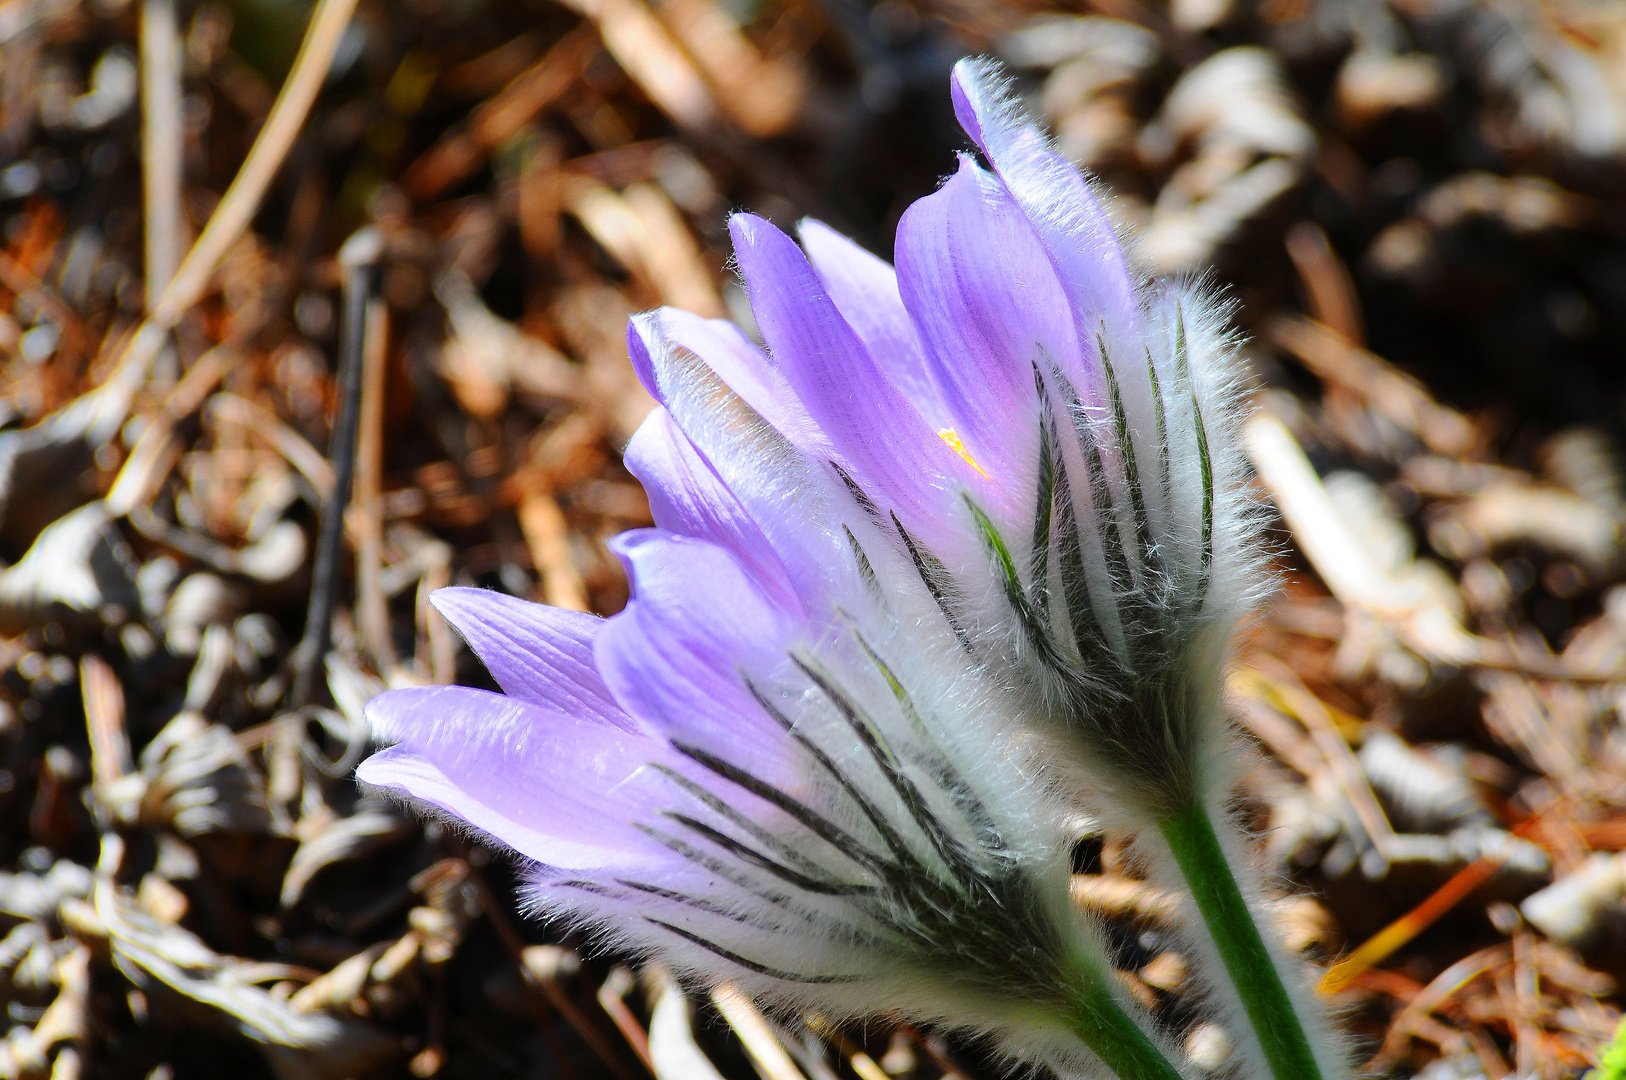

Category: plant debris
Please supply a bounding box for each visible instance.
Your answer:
[2,0,1626,1076]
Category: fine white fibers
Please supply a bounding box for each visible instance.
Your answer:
[518,543,1185,1074]
[915,272,1272,823]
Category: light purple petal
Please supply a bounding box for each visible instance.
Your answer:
[358,744,644,868]
[951,57,1136,337]
[628,309,827,453]
[729,213,970,523]
[797,219,944,427]
[429,588,633,729]
[624,408,802,615]
[895,157,1077,488]
[363,685,658,867]
[596,530,797,770]
[626,313,839,608]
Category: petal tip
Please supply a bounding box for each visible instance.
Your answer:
[605,528,664,587]
[949,59,984,146]
[950,56,1014,150]
[425,584,480,620]
[626,314,662,400]
[353,751,401,790]
[726,211,772,248]
[728,213,802,267]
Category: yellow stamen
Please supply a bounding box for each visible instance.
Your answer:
[938,428,989,479]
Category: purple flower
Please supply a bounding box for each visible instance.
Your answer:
[622,62,1262,826]
[360,57,1340,1080]
[361,549,1138,1041]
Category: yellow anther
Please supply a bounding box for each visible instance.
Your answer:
[938,428,990,479]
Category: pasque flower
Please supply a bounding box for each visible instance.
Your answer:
[360,58,1345,1080]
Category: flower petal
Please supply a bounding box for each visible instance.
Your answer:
[364,685,660,867]
[597,530,796,769]
[729,213,968,524]
[429,587,633,729]
[626,313,839,608]
[895,156,1075,489]
[628,309,826,453]
[797,218,943,426]
[358,744,645,868]
[950,57,1136,337]
[624,407,802,615]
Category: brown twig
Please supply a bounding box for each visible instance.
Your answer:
[457,855,593,1080]
[289,229,381,708]
[80,654,132,787]
[353,284,398,678]
[1283,221,1363,346]
[403,25,599,202]
[1264,315,1475,458]
[597,967,655,1073]
[711,985,807,1080]
[139,0,184,312]
[106,0,364,397]
[1247,657,1397,859]
[518,484,589,611]
[1320,855,1508,996]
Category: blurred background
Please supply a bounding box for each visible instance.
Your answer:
[1,0,1625,1077]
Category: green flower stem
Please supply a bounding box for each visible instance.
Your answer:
[1160,800,1322,1080]
[1590,1015,1626,1080]
[1060,952,1186,1080]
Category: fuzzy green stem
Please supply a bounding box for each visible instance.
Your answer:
[1160,800,1322,1080]
[1059,953,1185,1080]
